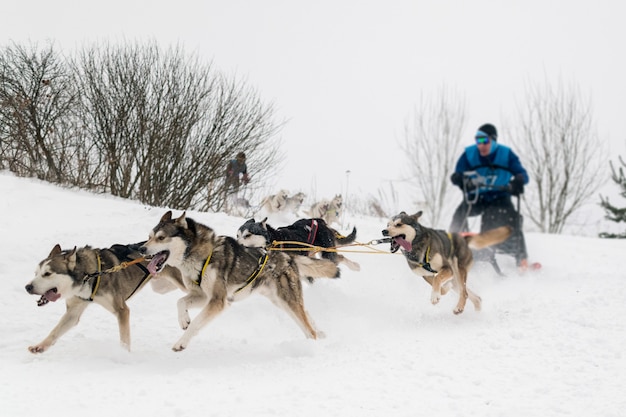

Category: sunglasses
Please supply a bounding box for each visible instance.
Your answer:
[475,135,490,145]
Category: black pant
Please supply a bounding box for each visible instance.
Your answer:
[450,194,528,265]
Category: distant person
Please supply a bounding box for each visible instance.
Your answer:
[225,152,250,194]
[449,123,530,269]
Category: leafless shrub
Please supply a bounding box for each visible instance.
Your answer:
[510,77,605,233]
[400,85,467,227]
[0,41,86,185]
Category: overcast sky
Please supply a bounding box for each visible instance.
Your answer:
[4,0,625,198]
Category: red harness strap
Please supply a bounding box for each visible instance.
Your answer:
[306,220,319,244]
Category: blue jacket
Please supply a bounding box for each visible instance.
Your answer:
[226,159,247,177]
[454,142,528,201]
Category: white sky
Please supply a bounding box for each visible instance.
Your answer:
[4,0,625,197]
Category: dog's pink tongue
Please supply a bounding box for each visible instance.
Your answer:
[147,257,160,275]
[394,236,412,251]
[147,252,167,275]
[45,289,60,302]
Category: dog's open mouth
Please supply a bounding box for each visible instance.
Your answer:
[37,288,60,306]
[390,235,412,253]
[146,251,170,275]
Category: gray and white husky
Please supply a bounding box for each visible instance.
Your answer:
[140,211,339,352]
[25,243,183,353]
[308,194,343,225]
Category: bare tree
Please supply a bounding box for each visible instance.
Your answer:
[0,42,84,184]
[400,85,467,227]
[74,41,282,210]
[510,77,605,233]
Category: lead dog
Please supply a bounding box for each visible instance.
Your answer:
[24,243,183,353]
[237,217,361,272]
[140,211,339,351]
[382,211,511,314]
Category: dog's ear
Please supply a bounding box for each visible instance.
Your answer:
[245,218,255,225]
[160,211,172,222]
[49,244,62,257]
[65,247,77,271]
[261,217,268,229]
[414,211,423,220]
[175,211,188,229]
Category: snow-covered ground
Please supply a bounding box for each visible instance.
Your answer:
[1,171,624,417]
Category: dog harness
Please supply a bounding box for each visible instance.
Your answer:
[81,247,151,301]
[82,254,103,301]
[193,249,214,286]
[193,247,270,294]
[403,231,454,274]
[306,220,319,244]
[234,251,270,294]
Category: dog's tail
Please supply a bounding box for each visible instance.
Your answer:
[293,256,341,279]
[465,226,512,250]
[334,226,357,245]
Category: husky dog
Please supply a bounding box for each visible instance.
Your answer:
[24,243,183,353]
[237,217,361,272]
[382,211,511,314]
[140,211,339,352]
[308,194,343,225]
[258,189,290,214]
[283,191,306,215]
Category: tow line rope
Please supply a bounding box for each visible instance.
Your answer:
[265,237,394,255]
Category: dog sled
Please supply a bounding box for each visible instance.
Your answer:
[455,169,539,275]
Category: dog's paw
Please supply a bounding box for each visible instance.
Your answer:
[178,312,191,330]
[172,343,186,352]
[430,292,441,305]
[453,307,464,315]
[28,344,48,354]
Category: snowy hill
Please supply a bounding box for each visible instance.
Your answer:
[1,171,625,417]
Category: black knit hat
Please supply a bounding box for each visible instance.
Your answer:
[477,123,498,141]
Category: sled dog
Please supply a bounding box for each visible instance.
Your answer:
[283,191,306,215]
[24,243,183,353]
[237,217,360,272]
[382,211,511,314]
[140,211,339,351]
[258,189,290,214]
[308,194,343,225]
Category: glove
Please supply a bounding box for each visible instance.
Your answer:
[450,172,463,189]
[510,173,525,195]
[242,173,250,184]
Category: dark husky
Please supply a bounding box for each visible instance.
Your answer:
[24,243,183,353]
[237,217,360,272]
[140,211,340,352]
[382,211,511,314]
